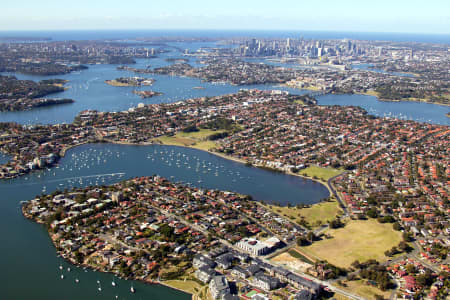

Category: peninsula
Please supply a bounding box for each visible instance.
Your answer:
[0,75,74,111]
[23,175,322,299]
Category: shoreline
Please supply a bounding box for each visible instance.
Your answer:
[19,138,337,297]
[22,204,194,297]
[146,138,334,203]
[282,84,450,107]
[357,91,450,107]
[158,280,197,297]
[60,141,90,157]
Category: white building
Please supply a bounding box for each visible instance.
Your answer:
[236,238,269,256]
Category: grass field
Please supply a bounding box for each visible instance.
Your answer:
[332,293,352,300]
[267,200,342,227]
[154,129,225,151]
[163,279,203,294]
[288,249,315,264]
[361,90,380,97]
[299,219,402,268]
[176,129,224,139]
[339,279,391,300]
[299,165,344,181]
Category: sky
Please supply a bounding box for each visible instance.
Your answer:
[1,0,449,34]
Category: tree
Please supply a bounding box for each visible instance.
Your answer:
[398,241,413,253]
[403,232,413,242]
[296,236,309,246]
[329,218,344,229]
[416,270,433,287]
[393,222,402,231]
[366,208,378,218]
[307,232,317,243]
[159,224,175,240]
[405,264,415,274]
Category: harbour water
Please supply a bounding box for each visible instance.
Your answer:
[0,48,307,125]
[0,143,329,299]
[0,41,448,125]
[351,63,416,77]
[0,34,448,299]
[317,94,449,126]
[0,152,10,165]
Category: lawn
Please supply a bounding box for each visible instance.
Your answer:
[287,249,315,264]
[299,219,402,268]
[192,140,218,151]
[332,293,352,300]
[339,279,391,300]
[163,279,203,295]
[267,200,342,228]
[176,129,224,139]
[156,135,195,146]
[299,165,344,181]
[154,129,225,151]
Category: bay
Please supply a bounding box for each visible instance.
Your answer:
[0,45,447,125]
[0,143,328,299]
[0,36,448,300]
[351,63,416,77]
[317,94,449,126]
[0,46,308,125]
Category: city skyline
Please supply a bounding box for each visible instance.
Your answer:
[1,0,449,34]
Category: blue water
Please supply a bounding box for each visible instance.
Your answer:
[1,29,449,44]
[0,152,10,165]
[0,46,308,125]
[0,143,328,299]
[0,55,447,125]
[0,31,448,300]
[0,38,448,125]
[318,94,450,126]
[352,63,416,78]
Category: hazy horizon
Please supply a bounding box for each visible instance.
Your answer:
[1,0,449,34]
[1,28,450,35]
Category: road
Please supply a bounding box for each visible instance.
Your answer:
[100,195,367,300]
[408,242,442,273]
[99,233,150,254]
[268,257,365,300]
[158,204,366,300]
[327,172,348,216]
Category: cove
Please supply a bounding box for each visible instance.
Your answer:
[0,143,328,299]
[318,94,449,126]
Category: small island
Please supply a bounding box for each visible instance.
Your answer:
[132,90,163,98]
[105,77,155,87]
